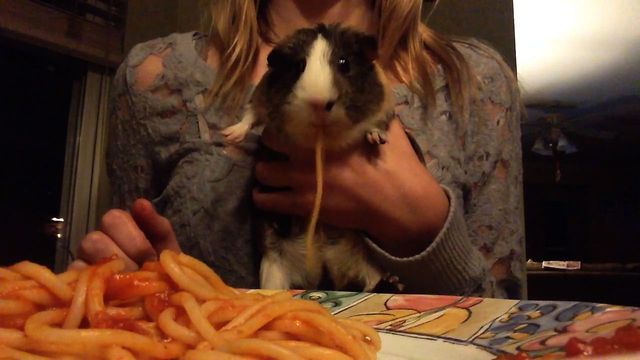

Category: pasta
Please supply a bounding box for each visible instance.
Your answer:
[303,128,325,273]
[0,250,380,359]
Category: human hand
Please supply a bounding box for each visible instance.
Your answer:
[253,119,449,257]
[75,198,181,271]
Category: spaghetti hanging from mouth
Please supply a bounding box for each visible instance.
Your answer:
[304,128,325,273]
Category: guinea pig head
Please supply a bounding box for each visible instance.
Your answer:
[252,24,388,149]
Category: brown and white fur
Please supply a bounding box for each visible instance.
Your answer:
[222,24,394,292]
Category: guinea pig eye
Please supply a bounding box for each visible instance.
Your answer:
[337,57,350,74]
[296,59,306,73]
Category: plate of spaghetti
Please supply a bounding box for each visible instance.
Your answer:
[0,250,380,359]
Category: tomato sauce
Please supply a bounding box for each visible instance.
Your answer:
[0,313,30,329]
[497,324,640,359]
[143,291,172,321]
[105,273,170,301]
[91,310,153,338]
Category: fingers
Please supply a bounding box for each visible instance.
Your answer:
[255,162,294,188]
[387,118,406,137]
[76,199,180,270]
[77,231,139,271]
[99,209,158,265]
[385,119,421,158]
[67,260,88,271]
[252,188,312,217]
[130,199,181,253]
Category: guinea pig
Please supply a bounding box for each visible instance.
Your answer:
[222,23,394,149]
[222,24,395,292]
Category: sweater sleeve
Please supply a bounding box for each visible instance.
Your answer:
[107,45,156,209]
[107,33,214,209]
[365,184,492,296]
[364,40,525,299]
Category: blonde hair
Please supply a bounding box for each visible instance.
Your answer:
[204,0,261,110]
[205,0,472,116]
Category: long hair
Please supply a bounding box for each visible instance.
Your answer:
[205,0,473,117]
[204,0,261,111]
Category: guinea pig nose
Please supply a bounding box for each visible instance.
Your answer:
[325,101,335,112]
[308,99,335,113]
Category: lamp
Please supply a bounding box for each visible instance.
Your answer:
[531,128,578,156]
[530,116,578,182]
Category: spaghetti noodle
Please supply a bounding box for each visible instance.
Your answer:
[303,128,325,273]
[0,250,379,359]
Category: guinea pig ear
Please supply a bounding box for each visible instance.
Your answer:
[266,47,288,69]
[359,35,379,62]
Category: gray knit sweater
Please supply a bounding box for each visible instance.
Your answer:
[107,32,526,298]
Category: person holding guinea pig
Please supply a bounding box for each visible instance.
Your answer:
[77,0,525,299]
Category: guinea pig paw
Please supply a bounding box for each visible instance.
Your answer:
[366,129,388,145]
[221,123,249,144]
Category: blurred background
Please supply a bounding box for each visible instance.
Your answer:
[0,0,638,305]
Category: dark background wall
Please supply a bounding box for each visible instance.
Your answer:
[124,0,202,52]
[426,0,516,70]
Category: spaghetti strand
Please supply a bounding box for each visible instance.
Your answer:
[304,128,325,272]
